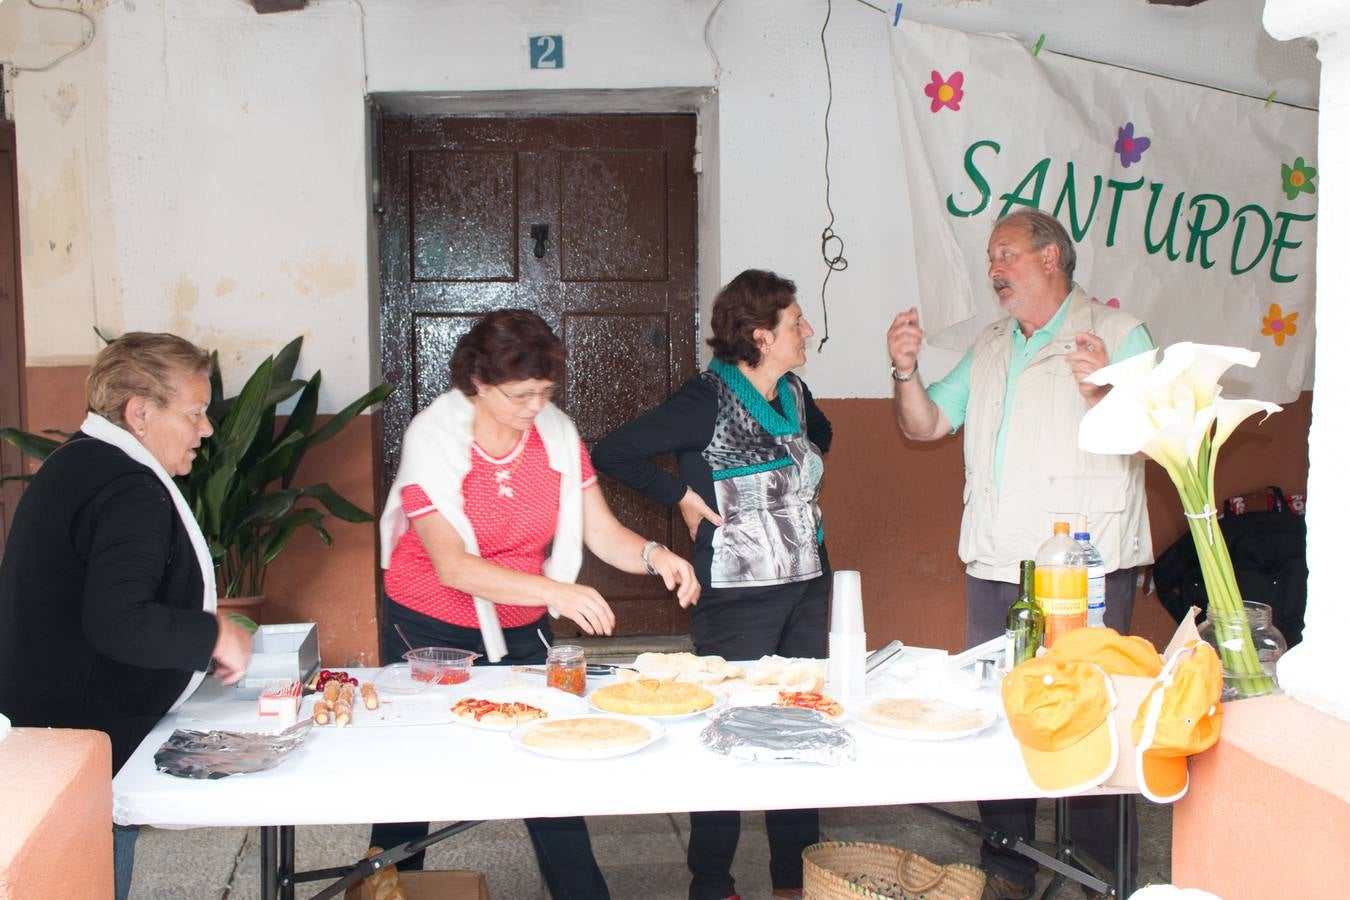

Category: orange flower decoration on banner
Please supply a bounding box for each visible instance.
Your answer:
[1261,303,1298,347]
[924,70,965,113]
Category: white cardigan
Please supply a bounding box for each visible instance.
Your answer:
[378,389,584,661]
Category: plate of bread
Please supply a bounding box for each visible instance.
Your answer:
[853,696,998,741]
[449,687,588,732]
[588,677,726,720]
[510,714,665,759]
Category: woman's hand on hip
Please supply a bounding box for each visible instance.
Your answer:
[649,545,701,608]
[548,583,616,636]
[678,487,723,541]
[211,613,254,684]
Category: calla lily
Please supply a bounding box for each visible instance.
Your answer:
[1079,343,1280,698]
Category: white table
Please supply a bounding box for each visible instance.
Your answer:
[113,651,1137,898]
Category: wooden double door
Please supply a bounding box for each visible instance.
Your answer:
[376,113,699,635]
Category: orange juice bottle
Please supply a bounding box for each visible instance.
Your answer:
[1034,521,1087,647]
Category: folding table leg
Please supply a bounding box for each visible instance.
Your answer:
[260,826,278,900]
[280,826,296,900]
[1115,795,1135,898]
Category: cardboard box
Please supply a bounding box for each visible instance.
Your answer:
[343,869,491,900]
[236,623,320,695]
[1101,609,1203,789]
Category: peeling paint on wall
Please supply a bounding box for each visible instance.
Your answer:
[215,276,239,297]
[280,252,357,299]
[21,156,85,287]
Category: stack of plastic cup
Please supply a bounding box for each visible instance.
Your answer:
[828,570,867,702]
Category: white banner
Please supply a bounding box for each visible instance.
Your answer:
[891,22,1318,401]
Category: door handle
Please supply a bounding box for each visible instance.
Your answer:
[529,224,550,259]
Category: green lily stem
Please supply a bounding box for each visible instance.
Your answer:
[1162,452,1277,698]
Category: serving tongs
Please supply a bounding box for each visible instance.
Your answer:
[511,663,634,677]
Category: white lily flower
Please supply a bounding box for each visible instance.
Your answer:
[1078,342,1281,699]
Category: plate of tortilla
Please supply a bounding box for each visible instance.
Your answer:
[588,677,725,720]
[853,696,998,741]
[509,714,665,760]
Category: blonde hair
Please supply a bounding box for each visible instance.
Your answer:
[85,332,212,426]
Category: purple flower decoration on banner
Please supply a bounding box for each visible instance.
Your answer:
[924,71,964,113]
[1114,122,1151,168]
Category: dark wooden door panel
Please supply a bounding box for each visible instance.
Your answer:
[0,123,26,547]
[378,113,697,636]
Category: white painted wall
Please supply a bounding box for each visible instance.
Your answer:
[1264,0,1349,722]
[0,0,1319,405]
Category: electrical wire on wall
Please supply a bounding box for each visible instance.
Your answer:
[816,0,889,351]
[10,0,97,75]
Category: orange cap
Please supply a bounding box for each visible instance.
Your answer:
[1046,627,1164,678]
[1002,657,1118,795]
[1131,641,1224,803]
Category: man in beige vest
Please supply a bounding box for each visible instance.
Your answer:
[886,209,1154,900]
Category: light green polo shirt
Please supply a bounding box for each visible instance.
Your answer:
[927,295,1154,487]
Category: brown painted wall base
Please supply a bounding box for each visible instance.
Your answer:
[19,369,1311,664]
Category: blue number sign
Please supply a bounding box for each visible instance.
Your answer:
[529,35,564,70]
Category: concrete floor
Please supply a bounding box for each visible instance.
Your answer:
[129,798,1171,898]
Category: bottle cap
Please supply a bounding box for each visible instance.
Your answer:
[1053,521,1070,535]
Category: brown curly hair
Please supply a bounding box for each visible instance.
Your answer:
[706,269,798,367]
[448,309,566,395]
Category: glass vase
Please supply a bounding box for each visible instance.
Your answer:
[1197,600,1286,701]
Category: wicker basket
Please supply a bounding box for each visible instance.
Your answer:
[802,841,987,900]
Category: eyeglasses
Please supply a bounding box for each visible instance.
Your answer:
[492,384,557,406]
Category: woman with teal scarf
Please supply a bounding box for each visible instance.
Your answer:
[592,269,831,900]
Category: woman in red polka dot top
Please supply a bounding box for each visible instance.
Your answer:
[372,309,699,897]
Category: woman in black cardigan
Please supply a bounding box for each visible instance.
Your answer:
[0,332,253,900]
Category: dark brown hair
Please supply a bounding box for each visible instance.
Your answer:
[449,309,565,395]
[707,269,798,367]
[85,332,212,426]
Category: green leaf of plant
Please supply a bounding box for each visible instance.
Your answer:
[0,473,35,484]
[0,428,62,460]
[235,489,302,529]
[273,336,304,383]
[243,430,306,493]
[225,612,259,634]
[301,483,375,522]
[308,382,394,446]
[278,374,321,488]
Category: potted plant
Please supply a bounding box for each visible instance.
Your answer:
[2,337,393,617]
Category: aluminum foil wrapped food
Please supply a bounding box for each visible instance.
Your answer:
[700,705,856,765]
[154,720,311,779]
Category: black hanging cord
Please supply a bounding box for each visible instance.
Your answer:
[817,0,849,352]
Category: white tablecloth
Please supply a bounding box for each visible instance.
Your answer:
[112,651,1128,829]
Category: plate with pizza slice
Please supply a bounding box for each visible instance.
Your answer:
[449,687,587,732]
[726,688,847,721]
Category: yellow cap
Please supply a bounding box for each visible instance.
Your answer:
[1002,657,1118,795]
[1131,641,1224,803]
[1047,627,1164,678]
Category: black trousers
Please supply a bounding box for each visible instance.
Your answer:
[370,598,610,900]
[685,552,830,900]
[966,571,1140,889]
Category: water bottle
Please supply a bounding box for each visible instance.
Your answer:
[1073,529,1107,627]
[1034,521,1087,647]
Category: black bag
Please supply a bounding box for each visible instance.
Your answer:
[1151,486,1307,647]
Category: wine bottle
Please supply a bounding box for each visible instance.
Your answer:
[1004,559,1044,670]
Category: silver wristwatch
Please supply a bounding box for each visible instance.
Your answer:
[890,364,919,383]
[641,540,667,575]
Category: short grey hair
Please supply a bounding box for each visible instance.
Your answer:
[86,332,212,426]
[996,208,1076,282]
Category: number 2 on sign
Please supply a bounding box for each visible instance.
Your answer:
[530,35,564,69]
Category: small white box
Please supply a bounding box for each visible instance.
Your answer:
[237,623,320,693]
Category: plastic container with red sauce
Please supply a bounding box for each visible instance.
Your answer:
[403,647,480,684]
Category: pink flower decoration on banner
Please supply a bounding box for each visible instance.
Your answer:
[1114,123,1151,168]
[924,71,964,113]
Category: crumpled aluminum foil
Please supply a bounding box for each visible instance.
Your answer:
[154,720,312,779]
[700,705,855,765]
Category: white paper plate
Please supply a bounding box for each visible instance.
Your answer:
[586,687,726,721]
[509,715,665,760]
[852,697,997,741]
[448,687,588,732]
